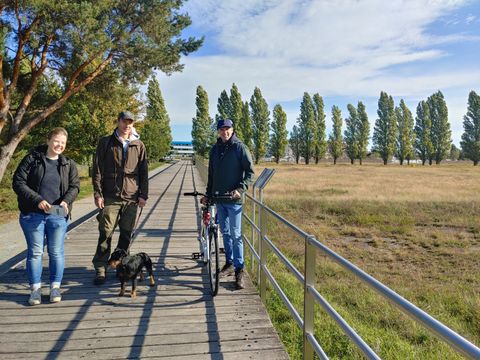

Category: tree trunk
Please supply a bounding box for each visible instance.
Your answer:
[400,159,404,165]
[333,157,337,165]
[474,160,478,166]
[350,158,354,165]
[0,138,22,183]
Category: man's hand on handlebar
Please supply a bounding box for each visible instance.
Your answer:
[230,190,241,200]
[200,196,209,205]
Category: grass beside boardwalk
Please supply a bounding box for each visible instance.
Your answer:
[0,161,165,225]
[244,162,479,359]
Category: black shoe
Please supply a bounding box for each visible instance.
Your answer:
[94,270,106,285]
[219,263,234,277]
[235,268,245,290]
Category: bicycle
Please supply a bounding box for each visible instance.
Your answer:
[183,191,231,296]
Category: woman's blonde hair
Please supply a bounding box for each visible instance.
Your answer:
[47,127,68,140]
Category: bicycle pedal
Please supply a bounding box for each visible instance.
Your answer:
[192,252,201,259]
[220,247,225,254]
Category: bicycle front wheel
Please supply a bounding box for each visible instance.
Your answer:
[208,228,219,296]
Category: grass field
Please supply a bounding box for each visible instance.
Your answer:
[244,162,480,359]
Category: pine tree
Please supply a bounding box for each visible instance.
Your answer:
[373,91,397,165]
[270,104,288,163]
[395,99,415,165]
[428,91,451,164]
[250,87,270,164]
[414,101,434,165]
[313,93,327,164]
[191,86,214,157]
[0,0,201,183]
[328,106,343,165]
[460,91,480,165]
[289,125,301,164]
[230,84,244,140]
[344,104,358,164]
[357,101,370,165]
[143,77,172,160]
[241,101,254,152]
[297,92,316,164]
[450,144,461,161]
[217,90,232,120]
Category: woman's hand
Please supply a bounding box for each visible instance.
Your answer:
[60,201,69,216]
[38,200,52,212]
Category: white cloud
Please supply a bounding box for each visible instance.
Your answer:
[158,0,480,145]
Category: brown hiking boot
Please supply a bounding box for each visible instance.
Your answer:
[219,263,234,277]
[235,268,245,290]
[94,268,106,285]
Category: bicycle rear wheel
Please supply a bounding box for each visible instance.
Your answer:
[208,229,219,296]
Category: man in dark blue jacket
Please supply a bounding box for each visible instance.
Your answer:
[203,119,254,289]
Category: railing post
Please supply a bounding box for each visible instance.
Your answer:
[259,188,267,302]
[304,235,316,360]
[252,186,257,276]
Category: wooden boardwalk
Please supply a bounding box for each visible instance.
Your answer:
[0,161,288,359]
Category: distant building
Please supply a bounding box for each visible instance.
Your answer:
[170,141,194,158]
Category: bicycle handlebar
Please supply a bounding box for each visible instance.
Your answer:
[183,191,233,200]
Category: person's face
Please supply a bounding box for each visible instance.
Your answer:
[117,118,134,137]
[218,126,233,142]
[47,134,67,156]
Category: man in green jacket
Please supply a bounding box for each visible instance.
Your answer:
[91,111,148,285]
[202,119,254,289]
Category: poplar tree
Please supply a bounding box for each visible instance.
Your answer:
[230,83,244,140]
[395,99,415,165]
[298,92,316,164]
[428,91,451,164]
[460,90,480,165]
[328,106,343,165]
[217,90,232,120]
[241,101,254,152]
[142,77,172,160]
[250,87,270,164]
[270,104,288,163]
[191,86,214,157]
[414,101,433,165]
[357,101,370,165]
[313,93,327,164]
[344,104,358,164]
[289,125,301,164]
[0,0,202,183]
[373,91,397,165]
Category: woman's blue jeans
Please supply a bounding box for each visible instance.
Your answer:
[19,212,68,286]
[216,203,244,270]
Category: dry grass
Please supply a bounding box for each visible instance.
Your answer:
[244,162,480,359]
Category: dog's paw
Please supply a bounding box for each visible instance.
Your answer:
[149,275,155,286]
[131,290,137,298]
[118,290,125,297]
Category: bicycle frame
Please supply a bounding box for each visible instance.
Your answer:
[184,191,232,296]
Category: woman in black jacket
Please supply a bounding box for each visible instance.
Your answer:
[12,127,80,305]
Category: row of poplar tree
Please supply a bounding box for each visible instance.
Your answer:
[191,85,480,166]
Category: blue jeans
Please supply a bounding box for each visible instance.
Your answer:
[216,203,243,270]
[19,212,68,286]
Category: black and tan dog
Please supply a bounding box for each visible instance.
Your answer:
[108,248,155,297]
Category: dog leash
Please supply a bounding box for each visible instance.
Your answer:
[126,207,143,254]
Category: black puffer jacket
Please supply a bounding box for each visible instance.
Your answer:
[12,145,80,216]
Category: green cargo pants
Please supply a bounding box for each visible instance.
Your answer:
[92,197,138,273]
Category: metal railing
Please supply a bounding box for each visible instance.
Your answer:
[193,159,480,359]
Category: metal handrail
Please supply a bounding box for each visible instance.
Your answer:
[243,189,480,360]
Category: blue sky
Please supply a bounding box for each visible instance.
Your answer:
[154,0,480,145]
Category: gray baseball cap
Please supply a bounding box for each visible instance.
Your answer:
[118,111,135,121]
